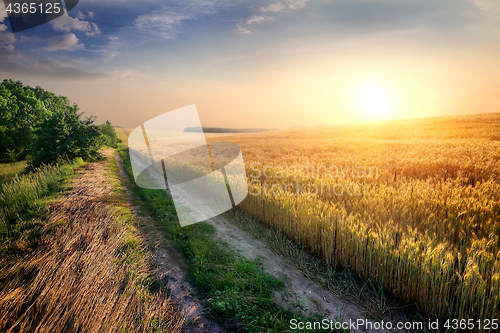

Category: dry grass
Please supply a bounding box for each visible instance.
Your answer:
[211,113,500,328]
[115,128,133,147]
[0,153,184,333]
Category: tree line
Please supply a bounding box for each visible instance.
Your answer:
[184,126,277,133]
[0,79,120,168]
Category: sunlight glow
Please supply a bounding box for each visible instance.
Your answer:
[356,84,395,118]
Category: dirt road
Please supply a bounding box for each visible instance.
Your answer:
[117,150,410,332]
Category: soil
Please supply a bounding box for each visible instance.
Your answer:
[208,215,408,333]
[117,151,411,333]
[116,152,224,333]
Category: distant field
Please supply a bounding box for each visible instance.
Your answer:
[114,127,132,146]
[114,127,251,148]
[184,126,277,133]
[209,113,500,325]
[0,161,27,183]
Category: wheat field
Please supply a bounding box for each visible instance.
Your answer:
[208,113,500,326]
[115,114,500,325]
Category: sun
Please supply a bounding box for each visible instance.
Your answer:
[356,84,394,118]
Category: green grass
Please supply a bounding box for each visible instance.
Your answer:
[0,158,85,240]
[0,161,28,183]
[224,210,429,328]
[118,148,339,332]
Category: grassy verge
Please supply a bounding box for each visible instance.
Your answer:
[118,147,337,332]
[0,151,185,332]
[103,151,185,332]
[0,158,85,258]
[0,160,28,183]
[224,210,428,329]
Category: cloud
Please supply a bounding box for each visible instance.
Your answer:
[108,68,142,80]
[247,16,267,25]
[132,1,225,40]
[133,11,193,39]
[469,0,500,12]
[76,10,95,20]
[0,2,6,21]
[0,49,140,82]
[51,13,101,36]
[260,0,310,14]
[43,34,84,52]
[286,0,309,11]
[0,2,17,51]
[0,52,110,81]
[0,42,16,71]
[237,24,251,34]
[467,0,500,22]
[95,1,231,59]
[0,24,16,45]
[261,2,286,13]
[76,11,86,20]
[238,0,311,33]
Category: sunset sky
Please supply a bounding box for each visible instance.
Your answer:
[1,0,499,129]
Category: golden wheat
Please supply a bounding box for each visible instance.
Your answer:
[210,113,500,327]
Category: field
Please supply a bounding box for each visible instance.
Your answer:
[204,113,500,325]
[0,161,28,184]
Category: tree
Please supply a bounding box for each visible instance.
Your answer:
[98,120,122,148]
[0,84,17,161]
[0,79,51,161]
[30,106,103,168]
[1,79,111,166]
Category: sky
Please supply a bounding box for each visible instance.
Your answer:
[1,0,500,129]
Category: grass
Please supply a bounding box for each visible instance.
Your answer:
[0,151,185,332]
[0,158,85,247]
[0,161,28,184]
[118,147,340,332]
[208,112,500,330]
[114,127,133,146]
[103,151,185,332]
[225,211,385,315]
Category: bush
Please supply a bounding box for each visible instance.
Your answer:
[29,107,102,169]
[0,80,55,162]
[98,120,122,148]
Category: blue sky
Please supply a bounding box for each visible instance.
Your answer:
[1,0,500,128]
